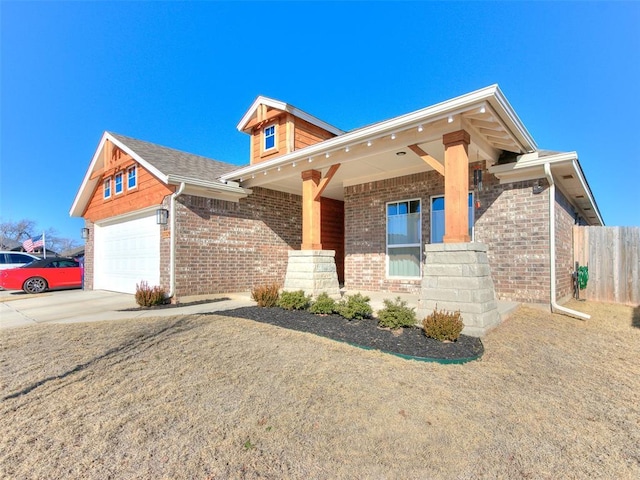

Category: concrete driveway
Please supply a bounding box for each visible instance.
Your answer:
[0,289,255,329]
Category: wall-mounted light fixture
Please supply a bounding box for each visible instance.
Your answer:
[81,227,90,239]
[156,208,169,225]
[532,180,544,195]
[473,167,484,192]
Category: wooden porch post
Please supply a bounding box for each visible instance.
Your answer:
[301,169,323,250]
[442,130,471,243]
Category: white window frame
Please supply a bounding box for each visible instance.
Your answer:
[386,198,422,279]
[103,177,112,199]
[114,172,124,195]
[429,192,475,243]
[127,166,137,190]
[263,124,276,152]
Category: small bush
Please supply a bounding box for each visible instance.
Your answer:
[337,293,372,320]
[309,292,337,315]
[135,280,167,307]
[251,283,280,307]
[422,306,464,342]
[277,290,312,310]
[377,297,417,329]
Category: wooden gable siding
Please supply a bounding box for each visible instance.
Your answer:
[321,197,345,284]
[294,118,336,150]
[83,150,174,223]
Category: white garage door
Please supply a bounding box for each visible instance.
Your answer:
[94,212,160,294]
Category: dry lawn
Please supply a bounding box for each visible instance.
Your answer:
[1,300,639,479]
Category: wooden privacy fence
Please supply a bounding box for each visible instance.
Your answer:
[573,226,640,305]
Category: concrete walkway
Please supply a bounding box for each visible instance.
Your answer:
[0,288,521,330]
[0,289,255,329]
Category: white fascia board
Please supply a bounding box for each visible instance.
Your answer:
[69,131,170,218]
[70,132,111,217]
[237,95,344,136]
[167,175,252,199]
[223,84,533,182]
[569,158,604,226]
[490,86,538,152]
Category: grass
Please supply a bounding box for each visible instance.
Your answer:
[1,300,639,479]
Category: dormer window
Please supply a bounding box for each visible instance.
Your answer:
[264,125,276,151]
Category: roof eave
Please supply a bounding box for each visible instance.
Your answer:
[223,84,534,182]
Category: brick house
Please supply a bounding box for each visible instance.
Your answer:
[70,85,602,333]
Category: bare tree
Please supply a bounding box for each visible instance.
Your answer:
[0,219,80,253]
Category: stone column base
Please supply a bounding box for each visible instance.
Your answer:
[416,243,501,337]
[283,250,341,298]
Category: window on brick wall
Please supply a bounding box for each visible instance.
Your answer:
[430,193,474,243]
[387,199,421,278]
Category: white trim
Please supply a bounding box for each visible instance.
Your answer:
[103,177,112,199]
[114,172,124,195]
[385,198,422,279]
[223,85,537,183]
[263,123,277,153]
[237,95,344,135]
[94,205,159,227]
[127,165,137,190]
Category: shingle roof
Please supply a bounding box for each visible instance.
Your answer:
[109,132,238,183]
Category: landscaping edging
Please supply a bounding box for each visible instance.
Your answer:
[218,306,484,363]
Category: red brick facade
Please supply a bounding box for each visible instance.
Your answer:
[173,187,302,297]
[343,165,572,303]
[555,188,575,301]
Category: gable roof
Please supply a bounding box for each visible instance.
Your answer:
[237,95,345,136]
[70,132,249,217]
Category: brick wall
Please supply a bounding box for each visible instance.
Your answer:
[174,187,301,297]
[344,170,445,294]
[555,188,575,301]
[474,175,551,303]
[83,220,94,290]
[344,166,554,303]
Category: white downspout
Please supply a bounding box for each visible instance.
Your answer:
[544,164,590,320]
[168,182,186,300]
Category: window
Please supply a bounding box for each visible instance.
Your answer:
[264,125,276,150]
[114,173,123,194]
[127,166,137,189]
[387,199,421,278]
[431,193,474,243]
[103,178,112,199]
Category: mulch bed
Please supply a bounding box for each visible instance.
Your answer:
[219,307,484,362]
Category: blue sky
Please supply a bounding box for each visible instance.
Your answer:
[1,1,639,243]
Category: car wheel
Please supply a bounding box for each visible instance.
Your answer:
[23,277,47,294]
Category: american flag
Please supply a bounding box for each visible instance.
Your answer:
[23,234,44,253]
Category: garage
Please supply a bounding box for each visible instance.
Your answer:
[93,212,161,294]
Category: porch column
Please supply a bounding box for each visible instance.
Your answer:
[442,130,471,243]
[301,169,322,250]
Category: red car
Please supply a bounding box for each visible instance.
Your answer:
[0,257,82,294]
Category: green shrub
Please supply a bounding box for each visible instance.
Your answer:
[309,292,337,315]
[251,283,280,307]
[337,293,372,320]
[277,290,312,310]
[135,280,168,307]
[422,306,464,342]
[377,297,417,329]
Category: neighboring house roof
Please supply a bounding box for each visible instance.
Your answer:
[70,132,250,217]
[61,246,85,258]
[237,96,345,136]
